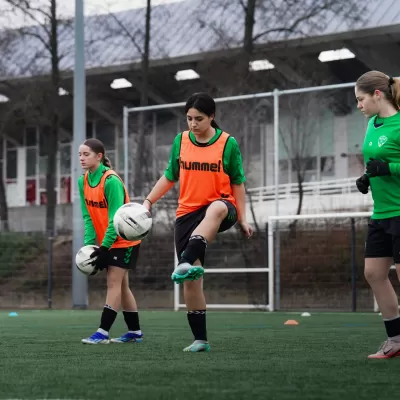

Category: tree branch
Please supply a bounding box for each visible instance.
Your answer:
[106,11,144,56]
[252,1,338,42]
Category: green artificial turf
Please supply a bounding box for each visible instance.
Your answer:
[0,310,398,400]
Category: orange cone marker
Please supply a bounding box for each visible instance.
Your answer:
[284,319,299,325]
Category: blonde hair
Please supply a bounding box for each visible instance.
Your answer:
[356,70,400,110]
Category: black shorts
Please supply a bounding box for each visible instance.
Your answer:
[108,245,140,270]
[175,199,237,265]
[365,217,400,263]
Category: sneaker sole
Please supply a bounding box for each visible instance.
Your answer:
[183,345,211,352]
[81,340,110,345]
[368,351,400,359]
[172,266,205,283]
[110,338,143,343]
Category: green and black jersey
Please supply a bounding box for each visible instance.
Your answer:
[363,112,400,219]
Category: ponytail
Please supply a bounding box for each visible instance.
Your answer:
[211,119,221,129]
[390,77,400,110]
[102,156,112,168]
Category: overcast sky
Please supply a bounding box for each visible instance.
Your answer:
[0,0,184,28]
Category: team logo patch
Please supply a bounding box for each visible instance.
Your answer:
[378,136,388,147]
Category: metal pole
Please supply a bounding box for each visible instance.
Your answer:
[152,113,157,182]
[71,0,88,309]
[174,247,179,311]
[267,220,274,311]
[123,106,129,194]
[47,230,53,309]
[273,89,280,310]
[351,218,356,312]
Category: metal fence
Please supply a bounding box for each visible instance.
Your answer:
[2,80,386,311]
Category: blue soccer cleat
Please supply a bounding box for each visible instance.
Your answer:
[81,331,110,344]
[110,332,144,343]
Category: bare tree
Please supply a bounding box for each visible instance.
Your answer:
[100,1,153,196]
[279,91,328,232]
[0,0,70,234]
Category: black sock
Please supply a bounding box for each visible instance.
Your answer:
[187,310,207,341]
[99,305,117,333]
[180,235,207,265]
[123,310,141,331]
[384,317,400,338]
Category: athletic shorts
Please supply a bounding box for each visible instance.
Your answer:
[175,199,237,265]
[365,217,400,263]
[108,244,140,270]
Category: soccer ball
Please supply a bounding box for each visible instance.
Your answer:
[75,245,99,276]
[113,202,152,241]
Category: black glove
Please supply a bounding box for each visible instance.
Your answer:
[90,246,109,271]
[366,158,391,177]
[356,174,370,194]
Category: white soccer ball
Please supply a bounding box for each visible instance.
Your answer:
[113,202,153,241]
[75,245,99,276]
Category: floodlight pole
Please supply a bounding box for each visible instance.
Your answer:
[71,0,88,308]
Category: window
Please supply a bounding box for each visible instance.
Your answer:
[25,127,37,146]
[39,156,47,174]
[320,156,335,178]
[39,127,48,156]
[6,149,17,180]
[60,145,71,175]
[26,148,37,177]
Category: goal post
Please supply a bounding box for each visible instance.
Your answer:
[173,247,274,311]
[267,211,374,312]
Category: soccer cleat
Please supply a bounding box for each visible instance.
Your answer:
[183,341,211,352]
[110,332,144,343]
[171,262,204,284]
[368,339,400,359]
[81,331,110,344]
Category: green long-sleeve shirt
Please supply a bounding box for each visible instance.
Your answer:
[78,164,126,248]
[362,112,400,219]
[164,129,246,184]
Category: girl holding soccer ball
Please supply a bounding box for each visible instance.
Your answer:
[78,138,143,345]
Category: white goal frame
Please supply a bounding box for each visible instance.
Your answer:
[173,250,273,311]
[267,211,376,312]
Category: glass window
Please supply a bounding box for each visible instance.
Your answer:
[39,127,49,156]
[6,149,17,179]
[60,145,71,175]
[39,156,47,174]
[26,148,37,177]
[39,176,46,190]
[321,156,335,178]
[25,127,37,146]
[96,121,115,149]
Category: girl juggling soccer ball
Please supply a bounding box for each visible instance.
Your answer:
[78,138,143,345]
[143,92,252,352]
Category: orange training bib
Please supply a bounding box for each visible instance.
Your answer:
[83,170,140,248]
[176,131,236,217]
